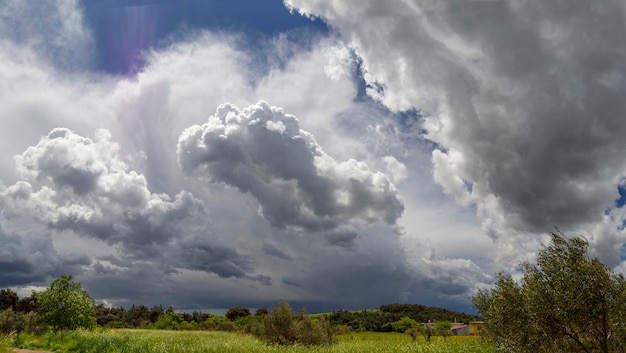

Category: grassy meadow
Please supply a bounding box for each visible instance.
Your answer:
[10,329,494,353]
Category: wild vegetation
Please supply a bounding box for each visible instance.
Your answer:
[11,329,493,353]
[473,230,626,353]
[0,273,483,351]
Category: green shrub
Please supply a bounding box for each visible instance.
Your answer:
[389,316,418,333]
[22,312,46,335]
[200,316,235,331]
[0,308,24,334]
[0,309,43,335]
[333,324,352,335]
[253,301,333,346]
[152,313,184,330]
[225,306,251,321]
[234,314,261,332]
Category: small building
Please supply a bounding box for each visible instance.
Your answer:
[468,321,484,335]
[450,321,484,336]
[450,323,469,336]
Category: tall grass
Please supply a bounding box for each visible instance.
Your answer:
[13,329,494,353]
[0,334,12,353]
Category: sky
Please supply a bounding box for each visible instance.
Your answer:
[1,0,626,314]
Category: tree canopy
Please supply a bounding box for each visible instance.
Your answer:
[472,230,626,353]
[36,275,95,332]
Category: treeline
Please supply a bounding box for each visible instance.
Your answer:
[326,303,480,332]
[0,288,478,333]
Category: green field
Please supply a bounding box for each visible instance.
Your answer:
[10,329,494,353]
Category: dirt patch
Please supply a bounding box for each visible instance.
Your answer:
[12,349,53,353]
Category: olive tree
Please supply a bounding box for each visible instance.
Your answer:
[254,301,333,346]
[36,275,95,333]
[472,230,626,353]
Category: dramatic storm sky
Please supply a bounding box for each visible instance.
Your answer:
[2,0,626,313]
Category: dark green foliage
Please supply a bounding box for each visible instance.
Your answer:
[253,301,333,346]
[152,312,185,330]
[255,307,269,316]
[124,305,151,327]
[472,230,626,353]
[379,303,478,323]
[95,304,124,327]
[225,306,251,321]
[16,293,37,313]
[36,275,96,332]
[0,289,18,311]
[327,304,478,332]
[148,305,164,323]
[200,316,235,331]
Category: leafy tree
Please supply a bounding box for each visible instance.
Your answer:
[148,305,164,323]
[388,316,418,332]
[225,306,251,321]
[124,305,150,327]
[472,230,626,353]
[152,312,184,330]
[36,275,95,333]
[434,320,452,340]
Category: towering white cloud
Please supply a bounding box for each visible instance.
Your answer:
[0,0,500,311]
[178,101,404,232]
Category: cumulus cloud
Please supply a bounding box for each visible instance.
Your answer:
[178,101,404,232]
[286,0,626,240]
[1,128,267,283]
[0,0,506,311]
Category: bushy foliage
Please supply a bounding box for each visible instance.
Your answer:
[379,303,479,323]
[384,316,418,333]
[0,308,24,334]
[328,305,478,332]
[36,275,96,332]
[253,301,333,346]
[254,307,269,316]
[0,309,45,335]
[152,313,185,330]
[0,290,18,311]
[473,230,626,353]
[200,316,235,331]
[225,306,251,321]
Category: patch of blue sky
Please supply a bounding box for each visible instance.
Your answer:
[616,185,626,208]
[80,0,328,75]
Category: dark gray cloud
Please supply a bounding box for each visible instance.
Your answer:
[178,101,404,232]
[262,243,293,261]
[279,227,412,308]
[287,0,626,238]
[0,225,90,287]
